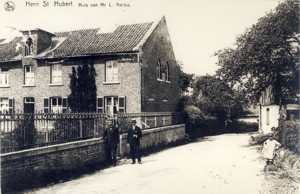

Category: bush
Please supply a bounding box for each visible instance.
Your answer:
[182,105,205,138]
[13,117,37,150]
[225,120,258,133]
[277,120,300,155]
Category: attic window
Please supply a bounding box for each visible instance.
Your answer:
[24,37,33,56]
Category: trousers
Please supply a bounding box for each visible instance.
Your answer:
[130,144,141,163]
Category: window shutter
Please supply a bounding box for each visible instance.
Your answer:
[118,96,126,113]
[8,98,14,114]
[44,98,49,113]
[62,97,68,113]
[97,97,104,113]
[113,61,118,81]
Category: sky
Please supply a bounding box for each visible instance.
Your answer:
[0,0,282,75]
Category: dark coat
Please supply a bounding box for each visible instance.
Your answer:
[103,126,120,147]
[127,125,142,146]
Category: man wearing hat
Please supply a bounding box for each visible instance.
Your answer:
[127,118,143,164]
[103,118,120,166]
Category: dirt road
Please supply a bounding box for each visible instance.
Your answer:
[25,133,298,194]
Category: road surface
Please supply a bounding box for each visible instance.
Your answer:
[25,133,271,194]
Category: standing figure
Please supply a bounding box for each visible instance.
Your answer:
[103,119,120,166]
[262,136,281,168]
[127,118,143,164]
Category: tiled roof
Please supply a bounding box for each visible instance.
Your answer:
[0,21,155,62]
[0,37,23,62]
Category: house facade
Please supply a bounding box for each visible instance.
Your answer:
[259,85,299,134]
[0,17,180,115]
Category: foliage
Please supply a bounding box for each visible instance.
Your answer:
[13,116,37,150]
[68,61,97,112]
[216,1,300,104]
[176,60,194,93]
[177,95,192,112]
[182,105,205,138]
[225,120,258,133]
[277,120,300,155]
[192,75,245,122]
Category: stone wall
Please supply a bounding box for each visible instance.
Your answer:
[1,124,185,193]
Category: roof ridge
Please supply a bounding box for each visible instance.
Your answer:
[54,21,154,34]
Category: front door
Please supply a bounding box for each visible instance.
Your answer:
[24,97,35,113]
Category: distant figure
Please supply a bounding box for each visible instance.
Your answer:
[127,118,143,164]
[103,119,120,166]
[262,136,281,169]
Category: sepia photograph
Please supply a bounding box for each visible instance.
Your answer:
[0,0,299,193]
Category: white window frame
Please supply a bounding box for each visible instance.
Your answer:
[51,64,63,85]
[0,98,14,114]
[44,97,68,113]
[98,96,126,114]
[105,61,118,83]
[24,65,35,86]
[0,68,9,87]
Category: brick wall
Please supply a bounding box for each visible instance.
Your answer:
[140,17,181,112]
[120,124,185,156]
[1,138,106,193]
[0,55,142,113]
[1,124,185,192]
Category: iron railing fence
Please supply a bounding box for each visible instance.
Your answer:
[0,112,183,153]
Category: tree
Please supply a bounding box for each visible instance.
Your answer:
[216,1,299,104]
[176,60,194,112]
[192,75,244,122]
[176,60,194,93]
[68,61,97,112]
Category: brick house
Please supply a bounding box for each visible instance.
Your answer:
[0,16,181,115]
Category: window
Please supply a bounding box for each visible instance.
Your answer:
[24,66,35,85]
[157,59,169,82]
[0,68,9,86]
[43,97,68,113]
[165,62,169,81]
[24,37,33,56]
[0,98,14,114]
[51,64,62,84]
[266,108,270,125]
[157,59,162,80]
[24,97,35,113]
[97,96,126,114]
[105,61,118,82]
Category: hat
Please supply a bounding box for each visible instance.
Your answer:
[131,118,137,123]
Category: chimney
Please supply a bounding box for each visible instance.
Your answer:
[20,28,55,56]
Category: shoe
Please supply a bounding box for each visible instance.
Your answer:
[131,162,136,164]
[138,161,142,164]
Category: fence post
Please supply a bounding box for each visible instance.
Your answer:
[80,120,83,138]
